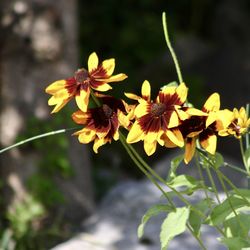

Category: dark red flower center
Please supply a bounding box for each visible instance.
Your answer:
[150,103,166,117]
[75,69,90,85]
[102,104,114,119]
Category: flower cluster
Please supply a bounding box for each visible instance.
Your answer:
[46,52,250,163]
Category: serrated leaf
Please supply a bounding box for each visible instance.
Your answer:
[167,154,184,181]
[207,196,250,226]
[160,207,190,249]
[160,81,178,90]
[220,237,250,250]
[137,204,172,238]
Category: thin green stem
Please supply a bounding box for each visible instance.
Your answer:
[119,132,174,207]
[195,153,213,210]
[223,162,249,176]
[216,169,250,206]
[240,138,248,172]
[0,127,78,154]
[216,170,247,233]
[162,12,183,84]
[204,163,221,204]
[245,103,249,149]
[186,224,207,250]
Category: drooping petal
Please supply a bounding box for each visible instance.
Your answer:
[124,92,141,101]
[93,138,108,153]
[141,80,151,101]
[101,58,115,76]
[88,52,99,72]
[144,140,157,156]
[72,110,90,124]
[184,138,196,164]
[77,129,96,143]
[117,110,130,129]
[126,121,144,143]
[45,80,66,94]
[200,133,217,155]
[203,93,220,112]
[75,87,91,112]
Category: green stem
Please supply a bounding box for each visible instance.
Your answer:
[186,223,207,250]
[119,132,175,207]
[195,153,213,210]
[240,138,248,172]
[223,162,249,176]
[204,163,221,204]
[90,91,102,107]
[245,103,249,149]
[216,170,247,233]
[162,12,183,84]
[0,127,78,154]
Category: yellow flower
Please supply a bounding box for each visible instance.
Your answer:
[219,107,250,139]
[180,93,231,164]
[45,52,127,113]
[72,96,131,153]
[126,80,189,156]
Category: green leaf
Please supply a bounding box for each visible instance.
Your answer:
[167,154,183,181]
[137,204,172,238]
[189,198,213,236]
[244,147,250,171]
[224,213,250,238]
[207,196,250,226]
[160,207,190,250]
[167,174,203,194]
[161,81,178,90]
[220,237,250,250]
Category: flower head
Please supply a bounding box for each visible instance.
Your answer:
[219,107,250,139]
[126,81,189,155]
[179,93,231,163]
[72,96,131,153]
[46,52,127,113]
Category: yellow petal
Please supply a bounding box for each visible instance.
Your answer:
[88,52,99,72]
[134,102,148,118]
[176,82,188,104]
[184,138,196,164]
[175,108,189,121]
[126,121,144,143]
[141,80,151,101]
[101,58,115,76]
[185,108,207,116]
[45,80,66,94]
[103,73,128,83]
[113,130,119,141]
[94,83,112,91]
[165,129,184,147]
[206,112,217,127]
[77,129,96,144]
[93,138,107,153]
[54,88,71,100]
[144,131,158,144]
[144,140,157,156]
[168,112,179,128]
[75,88,90,112]
[124,92,141,101]
[203,93,220,112]
[200,134,217,155]
[118,111,130,128]
[51,99,70,113]
[72,110,89,124]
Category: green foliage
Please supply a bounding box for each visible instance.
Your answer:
[160,207,190,250]
[167,154,183,180]
[137,204,173,238]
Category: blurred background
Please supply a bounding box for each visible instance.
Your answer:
[0,0,249,249]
